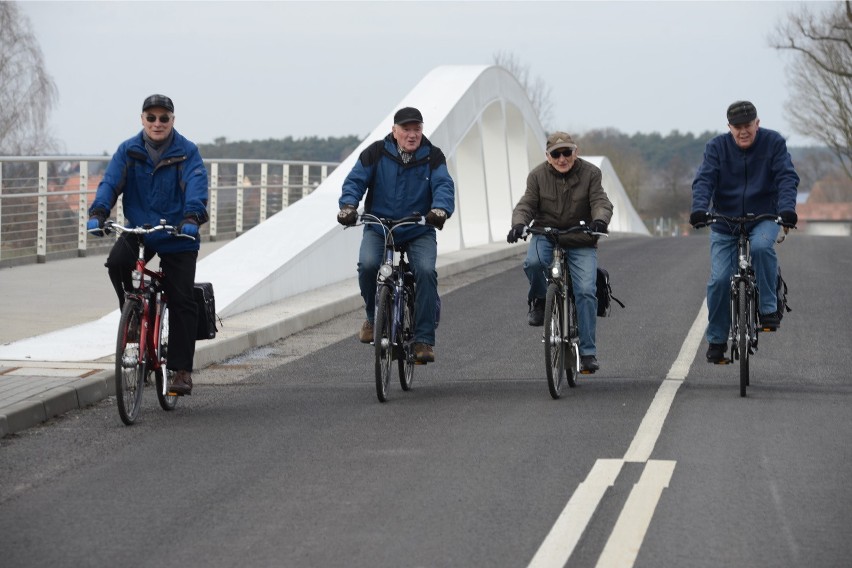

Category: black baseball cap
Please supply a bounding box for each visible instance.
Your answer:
[393,107,423,125]
[727,100,757,125]
[142,94,174,113]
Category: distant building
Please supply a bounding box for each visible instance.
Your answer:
[797,178,852,236]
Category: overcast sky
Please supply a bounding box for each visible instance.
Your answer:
[20,0,825,155]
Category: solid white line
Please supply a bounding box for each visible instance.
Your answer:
[595,460,677,568]
[622,301,707,463]
[527,459,624,568]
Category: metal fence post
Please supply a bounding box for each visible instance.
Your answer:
[301,164,310,198]
[37,161,48,263]
[0,162,4,261]
[260,162,268,222]
[77,161,89,256]
[282,164,290,208]
[209,162,219,241]
[236,162,245,235]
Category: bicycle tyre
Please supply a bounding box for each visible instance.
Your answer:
[154,302,177,411]
[544,283,567,399]
[115,300,146,425]
[375,286,393,402]
[398,290,415,391]
[738,280,749,397]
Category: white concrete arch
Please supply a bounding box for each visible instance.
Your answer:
[196,64,648,317]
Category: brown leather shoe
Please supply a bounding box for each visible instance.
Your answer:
[359,320,374,343]
[413,343,435,363]
[169,370,193,396]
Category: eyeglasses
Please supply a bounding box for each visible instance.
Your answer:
[549,148,574,159]
[144,114,172,124]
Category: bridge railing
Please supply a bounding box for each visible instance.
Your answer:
[0,156,339,266]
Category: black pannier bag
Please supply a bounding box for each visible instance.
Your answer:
[596,267,625,317]
[193,282,218,340]
[777,267,791,319]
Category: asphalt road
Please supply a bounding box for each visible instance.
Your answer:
[1,233,850,568]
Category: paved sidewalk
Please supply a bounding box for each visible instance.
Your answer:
[0,241,526,437]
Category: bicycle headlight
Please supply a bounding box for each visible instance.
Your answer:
[379,263,393,281]
[551,264,562,279]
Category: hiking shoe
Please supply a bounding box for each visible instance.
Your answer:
[359,320,374,343]
[528,298,545,326]
[413,343,435,363]
[580,355,600,373]
[169,370,193,396]
[759,311,781,330]
[706,342,727,363]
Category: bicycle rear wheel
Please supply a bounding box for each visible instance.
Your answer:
[398,291,415,391]
[154,302,178,411]
[738,280,749,397]
[115,300,146,425]
[544,283,567,399]
[374,286,393,402]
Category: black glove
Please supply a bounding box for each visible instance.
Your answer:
[690,210,711,228]
[590,219,608,234]
[425,208,448,230]
[177,218,199,238]
[337,204,357,226]
[86,208,108,237]
[507,224,525,243]
[779,210,797,227]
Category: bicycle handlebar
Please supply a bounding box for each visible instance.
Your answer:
[709,213,785,226]
[354,213,427,229]
[523,223,608,240]
[91,220,196,240]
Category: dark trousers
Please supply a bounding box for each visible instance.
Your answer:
[106,235,198,372]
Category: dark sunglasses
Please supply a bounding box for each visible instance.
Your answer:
[549,148,574,159]
[144,114,172,124]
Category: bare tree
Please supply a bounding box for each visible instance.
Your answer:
[492,51,553,130]
[771,1,852,179]
[0,1,59,155]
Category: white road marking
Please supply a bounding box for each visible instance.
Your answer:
[526,302,707,568]
[528,459,624,568]
[596,460,677,568]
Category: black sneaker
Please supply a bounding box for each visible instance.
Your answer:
[580,355,599,373]
[759,311,781,331]
[706,342,727,363]
[528,298,545,326]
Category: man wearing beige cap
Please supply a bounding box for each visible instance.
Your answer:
[508,132,613,372]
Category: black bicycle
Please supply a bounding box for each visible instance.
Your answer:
[354,213,425,402]
[525,223,606,399]
[708,213,790,397]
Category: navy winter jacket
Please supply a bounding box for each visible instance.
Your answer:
[692,128,799,235]
[339,134,455,244]
[90,129,209,254]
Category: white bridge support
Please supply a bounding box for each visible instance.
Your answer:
[198,65,648,318]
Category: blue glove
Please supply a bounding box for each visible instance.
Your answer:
[87,216,105,237]
[178,218,199,239]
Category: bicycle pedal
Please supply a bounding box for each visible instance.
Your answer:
[579,370,595,375]
[759,327,777,332]
[414,361,427,365]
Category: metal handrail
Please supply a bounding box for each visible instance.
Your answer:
[0,156,339,265]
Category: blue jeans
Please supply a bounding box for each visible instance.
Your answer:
[706,220,779,344]
[358,229,439,345]
[523,235,598,356]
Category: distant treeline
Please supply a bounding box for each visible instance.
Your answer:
[198,135,362,163]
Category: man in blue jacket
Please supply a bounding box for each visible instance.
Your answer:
[88,94,209,395]
[337,107,455,363]
[690,100,799,364]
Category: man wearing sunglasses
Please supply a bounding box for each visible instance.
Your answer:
[507,132,613,373]
[87,94,209,396]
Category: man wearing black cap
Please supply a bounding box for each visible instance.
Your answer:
[87,94,209,395]
[690,100,799,364]
[507,131,614,373]
[337,107,455,363]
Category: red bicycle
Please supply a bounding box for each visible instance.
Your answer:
[97,220,194,425]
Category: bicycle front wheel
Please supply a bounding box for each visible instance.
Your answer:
[738,280,749,397]
[154,302,177,411]
[398,291,415,391]
[374,286,393,402]
[544,283,567,399]
[115,300,146,425]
